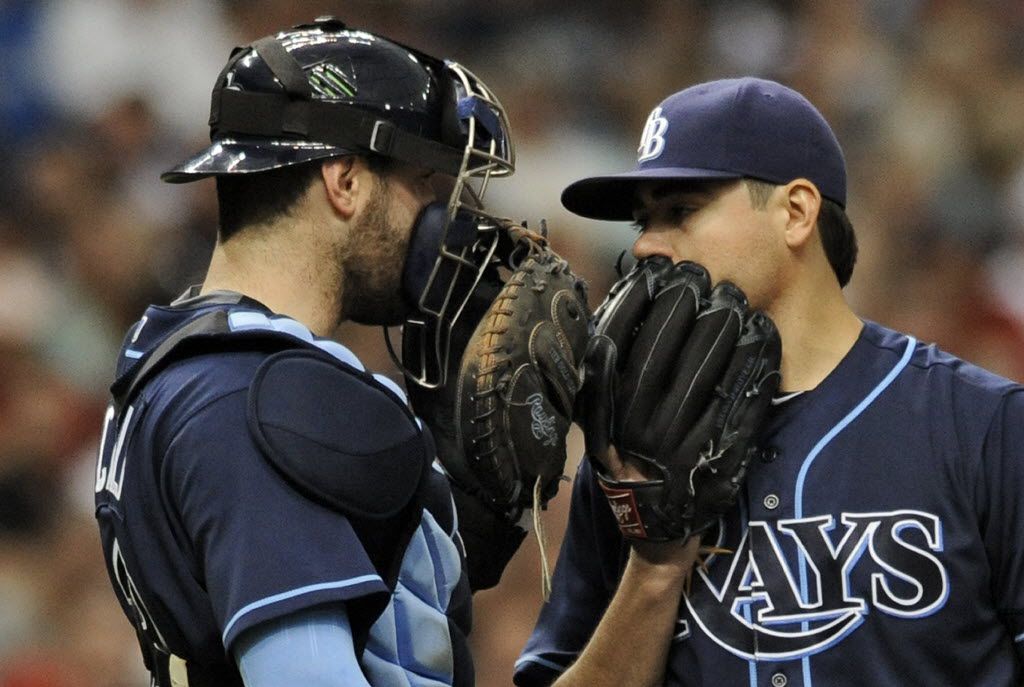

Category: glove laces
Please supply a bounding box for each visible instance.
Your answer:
[533,476,553,601]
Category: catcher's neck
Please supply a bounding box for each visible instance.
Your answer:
[770,274,863,394]
[201,215,344,337]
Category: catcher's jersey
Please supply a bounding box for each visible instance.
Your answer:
[94,290,473,686]
[516,320,1024,687]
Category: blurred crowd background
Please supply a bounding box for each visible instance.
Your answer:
[4,0,1024,685]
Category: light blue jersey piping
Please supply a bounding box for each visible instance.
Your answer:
[792,336,916,686]
[222,575,383,642]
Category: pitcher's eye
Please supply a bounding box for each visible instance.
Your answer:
[667,205,696,223]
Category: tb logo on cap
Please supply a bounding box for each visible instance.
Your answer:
[637,107,669,162]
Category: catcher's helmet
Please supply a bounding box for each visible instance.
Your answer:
[162,16,513,184]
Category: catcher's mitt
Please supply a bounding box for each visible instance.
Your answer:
[578,256,781,542]
[405,220,590,589]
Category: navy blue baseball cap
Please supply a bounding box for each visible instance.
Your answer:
[562,77,846,220]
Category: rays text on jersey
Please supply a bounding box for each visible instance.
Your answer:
[685,510,948,660]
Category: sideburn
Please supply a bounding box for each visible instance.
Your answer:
[339,174,412,326]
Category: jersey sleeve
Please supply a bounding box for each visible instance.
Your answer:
[234,604,372,686]
[976,389,1024,658]
[513,458,629,686]
[163,388,389,651]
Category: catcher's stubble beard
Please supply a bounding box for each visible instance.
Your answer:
[338,172,416,326]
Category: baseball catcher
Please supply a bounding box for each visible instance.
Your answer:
[401,217,591,592]
[578,255,782,543]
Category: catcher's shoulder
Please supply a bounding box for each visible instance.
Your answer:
[246,346,430,520]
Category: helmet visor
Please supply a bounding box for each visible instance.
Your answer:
[161,137,352,183]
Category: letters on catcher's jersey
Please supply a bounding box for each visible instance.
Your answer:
[516,320,1024,687]
[94,291,473,686]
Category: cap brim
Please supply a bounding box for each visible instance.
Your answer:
[561,167,741,221]
[161,137,353,184]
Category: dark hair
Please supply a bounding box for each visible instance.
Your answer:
[215,154,396,241]
[744,178,857,287]
[816,196,857,288]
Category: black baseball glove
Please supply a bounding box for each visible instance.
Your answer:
[405,221,590,589]
[578,256,781,542]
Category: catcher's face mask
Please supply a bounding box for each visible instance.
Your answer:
[390,60,518,389]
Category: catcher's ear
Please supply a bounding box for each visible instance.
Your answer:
[321,157,363,221]
[781,179,821,250]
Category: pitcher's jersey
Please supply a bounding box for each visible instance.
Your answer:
[516,320,1024,687]
[95,290,473,685]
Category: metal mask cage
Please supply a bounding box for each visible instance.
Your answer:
[385,60,516,389]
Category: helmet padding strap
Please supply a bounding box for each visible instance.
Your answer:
[251,36,313,99]
[212,89,467,176]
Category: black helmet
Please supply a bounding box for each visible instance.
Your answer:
[162,16,513,184]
